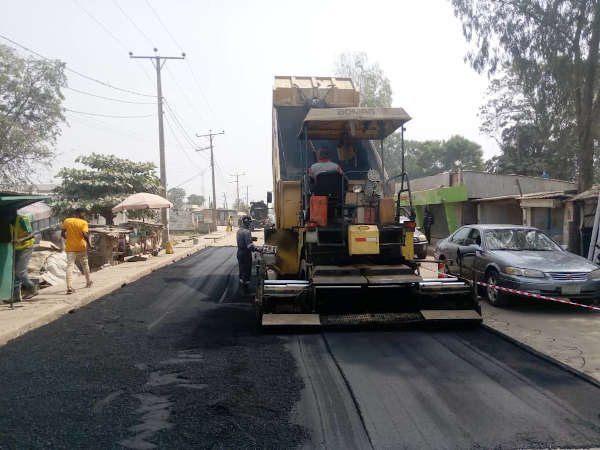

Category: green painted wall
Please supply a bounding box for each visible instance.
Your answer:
[411,186,468,206]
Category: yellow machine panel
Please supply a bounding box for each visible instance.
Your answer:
[276,181,301,229]
[402,231,414,260]
[348,225,380,255]
[266,229,299,276]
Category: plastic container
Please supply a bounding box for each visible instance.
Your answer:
[348,225,379,255]
[310,196,328,226]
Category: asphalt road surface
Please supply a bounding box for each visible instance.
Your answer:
[1,246,600,449]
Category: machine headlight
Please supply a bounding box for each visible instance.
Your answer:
[588,269,600,279]
[504,267,545,278]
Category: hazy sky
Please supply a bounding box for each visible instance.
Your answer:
[4,0,496,206]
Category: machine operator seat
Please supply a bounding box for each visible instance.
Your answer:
[310,171,346,199]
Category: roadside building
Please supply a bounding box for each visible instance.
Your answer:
[405,171,575,245]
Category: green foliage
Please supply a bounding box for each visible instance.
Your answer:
[187,194,205,207]
[0,44,66,186]
[53,153,161,224]
[385,134,484,179]
[167,187,186,209]
[481,69,578,179]
[333,52,392,107]
[450,0,600,190]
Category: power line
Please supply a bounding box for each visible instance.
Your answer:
[186,60,217,120]
[0,33,155,98]
[164,65,206,122]
[72,0,155,86]
[65,86,156,104]
[141,0,216,122]
[72,0,129,52]
[144,0,184,52]
[65,108,155,119]
[163,99,201,148]
[112,0,154,47]
[163,115,205,171]
[66,114,155,143]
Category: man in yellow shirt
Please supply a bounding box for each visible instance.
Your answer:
[12,214,35,302]
[61,208,93,294]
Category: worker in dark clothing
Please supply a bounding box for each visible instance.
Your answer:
[309,148,342,182]
[237,215,257,292]
[423,206,434,243]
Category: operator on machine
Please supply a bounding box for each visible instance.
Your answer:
[309,148,342,181]
[237,215,258,292]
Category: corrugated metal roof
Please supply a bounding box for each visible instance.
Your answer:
[471,190,573,203]
[571,185,600,201]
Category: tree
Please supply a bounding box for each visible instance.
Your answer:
[167,187,186,209]
[450,0,600,191]
[0,44,66,186]
[333,52,393,107]
[385,134,484,179]
[187,194,205,207]
[53,153,161,224]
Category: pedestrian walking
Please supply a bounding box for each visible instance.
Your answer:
[236,215,258,293]
[11,213,36,302]
[423,206,434,244]
[226,215,233,232]
[61,208,93,294]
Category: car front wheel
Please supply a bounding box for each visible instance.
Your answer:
[485,269,510,307]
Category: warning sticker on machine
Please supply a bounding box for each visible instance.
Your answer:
[355,237,377,242]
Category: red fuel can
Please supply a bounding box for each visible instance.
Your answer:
[310,196,328,226]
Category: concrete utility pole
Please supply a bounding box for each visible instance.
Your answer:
[230,172,245,210]
[245,185,250,206]
[130,49,185,245]
[196,129,225,227]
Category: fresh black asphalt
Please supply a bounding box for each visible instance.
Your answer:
[1,246,600,449]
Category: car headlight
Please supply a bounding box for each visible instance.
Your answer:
[504,267,545,278]
[588,269,600,279]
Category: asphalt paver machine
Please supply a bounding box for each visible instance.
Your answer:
[256,76,481,328]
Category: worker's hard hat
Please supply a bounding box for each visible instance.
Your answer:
[242,216,252,224]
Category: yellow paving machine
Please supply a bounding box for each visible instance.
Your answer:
[256,76,481,328]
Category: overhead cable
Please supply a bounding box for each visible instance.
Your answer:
[111,0,154,47]
[65,108,155,119]
[0,33,155,98]
[65,86,156,104]
[71,0,155,85]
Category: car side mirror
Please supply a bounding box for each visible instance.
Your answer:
[461,244,482,257]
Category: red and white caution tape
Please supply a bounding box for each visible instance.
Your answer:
[434,263,600,312]
[476,281,600,312]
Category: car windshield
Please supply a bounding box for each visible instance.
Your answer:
[484,229,560,251]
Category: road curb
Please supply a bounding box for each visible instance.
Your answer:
[482,324,600,388]
[0,244,208,346]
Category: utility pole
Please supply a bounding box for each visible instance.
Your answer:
[245,185,250,206]
[130,48,185,246]
[230,172,245,210]
[222,192,228,210]
[196,129,225,227]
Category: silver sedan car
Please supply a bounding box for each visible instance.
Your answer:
[434,224,600,306]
